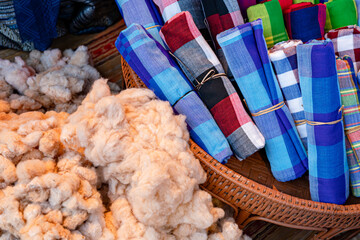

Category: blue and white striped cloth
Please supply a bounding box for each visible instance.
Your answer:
[116,23,233,162]
[269,40,307,148]
[297,39,349,204]
[115,0,166,48]
[217,19,308,182]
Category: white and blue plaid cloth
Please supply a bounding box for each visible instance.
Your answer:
[297,39,349,204]
[269,40,307,148]
[116,23,233,163]
[218,19,308,182]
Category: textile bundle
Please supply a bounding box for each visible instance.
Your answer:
[337,56,360,197]
[201,0,244,74]
[217,19,308,182]
[283,3,326,42]
[116,23,233,162]
[247,0,288,48]
[58,0,120,34]
[297,40,349,204]
[269,40,307,148]
[237,0,257,20]
[160,12,265,160]
[115,0,166,48]
[0,0,60,51]
[325,26,360,73]
[324,0,358,32]
[152,0,211,43]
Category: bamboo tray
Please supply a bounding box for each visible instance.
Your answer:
[121,55,360,240]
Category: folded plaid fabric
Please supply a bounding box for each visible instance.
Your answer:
[337,56,360,197]
[324,0,357,32]
[325,26,360,73]
[237,0,257,20]
[297,40,349,204]
[0,0,60,51]
[247,0,288,48]
[217,19,308,181]
[160,12,265,160]
[269,40,307,148]
[283,3,326,42]
[152,0,211,44]
[201,0,244,75]
[115,0,166,48]
[117,23,233,162]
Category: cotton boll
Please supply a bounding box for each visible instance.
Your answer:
[0,100,10,113]
[16,159,48,183]
[0,155,17,187]
[69,46,90,67]
[39,49,63,71]
[39,129,61,158]
[0,79,13,99]
[9,95,42,111]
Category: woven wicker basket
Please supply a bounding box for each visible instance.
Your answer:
[121,56,360,240]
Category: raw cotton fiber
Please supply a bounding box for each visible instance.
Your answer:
[117,23,233,163]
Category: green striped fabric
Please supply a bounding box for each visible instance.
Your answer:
[247,0,288,48]
[293,0,314,4]
[325,0,357,32]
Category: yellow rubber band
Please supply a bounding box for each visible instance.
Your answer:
[251,101,285,117]
[145,25,162,30]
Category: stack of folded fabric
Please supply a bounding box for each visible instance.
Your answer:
[160,11,265,160]
[117,23,233,162]
[201,0,244,74]
[324,0,358,32]
[283,3,326,42]
[247,0,288,48]
[326,26,360,73]
[337,56,360,197]
[237,0,257,20]
[152,0,211,43]
[0,0,60,51]
[218,19,308,182]
[298,40,349,204]
[115,0,166,48]
[269,40,307,147]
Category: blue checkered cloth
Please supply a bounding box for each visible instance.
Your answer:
[116,23,233,163]
[115,0,166,48]
[217,19,308,182]
[297,39,349,204]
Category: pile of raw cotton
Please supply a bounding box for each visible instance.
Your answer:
[0,79,250,240]
[0,46,120,114]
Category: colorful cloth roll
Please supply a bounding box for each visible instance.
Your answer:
[117,23,233,162]
[269,40,307,148]
[283,3,326,42]
[201,0,244,74]
[115,0,166,48]
[237,0,257,20]
[152,0,211,43]
[324,0,358,32]
[160,12,265,160]
[297,40,349,204]
[247,0,288,48]
[326,26,360,73]
[217,19,308,181]
[337,56,360,197]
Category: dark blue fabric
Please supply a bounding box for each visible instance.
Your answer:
[290,6,322,42]
[13,0,60,50]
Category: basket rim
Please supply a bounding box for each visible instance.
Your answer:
[120,55,360,218]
